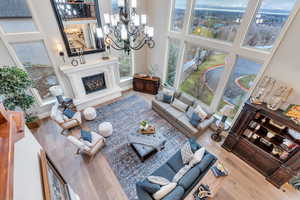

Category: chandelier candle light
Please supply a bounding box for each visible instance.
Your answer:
[96,0,155,54]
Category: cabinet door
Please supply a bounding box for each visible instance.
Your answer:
[253,149,280,176]
[234,139,256,163]
[133,79,144,91]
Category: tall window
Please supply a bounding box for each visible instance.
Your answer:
[179,44,227,106]
[112,0,119,14]
[111,0,134,80]
[118,52,133,79]
[190,0,249,42]
[219,57,262,119]
[170,0,187,32]
[0,0,37,33]
[0,1,60,104]
[12,42,59,100]
[244,0,298,50]
[165,38,181,87]
[165,0,298,120]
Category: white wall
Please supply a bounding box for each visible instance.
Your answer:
[147,0,171,79]
[14,127,44,200]
[262,9,300,104]
[0,38,14,66]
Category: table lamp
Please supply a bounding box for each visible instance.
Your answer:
[211,104,235,142]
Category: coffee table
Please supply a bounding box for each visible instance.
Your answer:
[128,129,166,162]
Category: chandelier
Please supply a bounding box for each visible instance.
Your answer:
[96,0,155,54]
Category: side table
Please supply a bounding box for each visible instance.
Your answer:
[185,168,225,200]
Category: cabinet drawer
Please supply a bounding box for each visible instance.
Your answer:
[253,148,281,176]
[234,139,256,163]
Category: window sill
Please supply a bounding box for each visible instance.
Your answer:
[120,77,133,83]
[39,98,56,107]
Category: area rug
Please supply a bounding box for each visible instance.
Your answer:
[85,95,188,200]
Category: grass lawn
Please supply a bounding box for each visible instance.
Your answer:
[180,53,226,105]
[239,74,256,90]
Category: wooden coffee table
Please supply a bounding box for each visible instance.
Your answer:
[185,167,225,200]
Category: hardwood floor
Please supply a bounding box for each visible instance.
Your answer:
[32,91,299,200]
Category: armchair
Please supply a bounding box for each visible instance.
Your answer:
[50,103,82,134]
[67,132,105,159]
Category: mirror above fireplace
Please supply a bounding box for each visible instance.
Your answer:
[50,0,105,57]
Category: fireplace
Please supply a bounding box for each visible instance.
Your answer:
[82,73,106,94]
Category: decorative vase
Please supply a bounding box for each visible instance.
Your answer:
[251,76,276,104]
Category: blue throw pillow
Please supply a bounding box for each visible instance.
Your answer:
[162,94,173,104]
[140,181,160,194]
[81,129,92,143]
[63,108,75,119]
[189,112,202,128]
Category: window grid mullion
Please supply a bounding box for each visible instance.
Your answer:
[174,41,186,89]
[232,0,262,50]
[210,53,237,112]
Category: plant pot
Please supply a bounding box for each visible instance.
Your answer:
[26,120,40,129]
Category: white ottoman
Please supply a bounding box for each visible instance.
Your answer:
[98,122,113,137]
[83,107,97,121]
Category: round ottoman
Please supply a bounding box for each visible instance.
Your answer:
[83,107,97,121]
[98,122,113,137]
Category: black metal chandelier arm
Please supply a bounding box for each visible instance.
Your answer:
[106,35,124,50]
[130,38,147,50]
[147,39,155,48]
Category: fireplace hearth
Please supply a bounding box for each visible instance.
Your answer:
[82,73,106,94]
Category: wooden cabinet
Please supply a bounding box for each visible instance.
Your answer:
[222,101,300,188]
[133,74,160,95]
[0,104,24,200]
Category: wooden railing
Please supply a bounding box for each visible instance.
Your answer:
[0,104,24,200]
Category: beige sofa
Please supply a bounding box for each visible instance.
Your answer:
[152,92,215,138]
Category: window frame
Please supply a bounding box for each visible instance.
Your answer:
[165,0,300,122]
[0,0,65,107]
[110,0,135,82]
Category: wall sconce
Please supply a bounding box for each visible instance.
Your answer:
[57,43,65,63]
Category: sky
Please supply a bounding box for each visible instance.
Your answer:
[176,0,298,11]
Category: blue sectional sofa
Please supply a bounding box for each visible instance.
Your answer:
[136,139,217,200]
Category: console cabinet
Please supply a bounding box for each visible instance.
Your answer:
[133,74,160,95]
[223,101,300,188]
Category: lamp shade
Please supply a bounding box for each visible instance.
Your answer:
[49,85,64,97]
[220,104,235,117]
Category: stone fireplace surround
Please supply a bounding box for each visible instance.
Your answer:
[60,57,122,110]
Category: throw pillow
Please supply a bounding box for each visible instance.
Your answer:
[181,142,194,164]
[153,183,177,200]
[63,108,75,119]
[80,129,92,143]
[190,147,206,167]
[162,94,173,104]
[171,98,189,112]
[185,107,195,120]
[189,112,202,127]
[140,181,161,194]
[162,88,175,96]
[148,176,170,186]
[155,92,164,101]
[194,105,208,119]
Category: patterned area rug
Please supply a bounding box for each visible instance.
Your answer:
[85,95,188,200]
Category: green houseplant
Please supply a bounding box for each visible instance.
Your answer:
[0,66,39,128]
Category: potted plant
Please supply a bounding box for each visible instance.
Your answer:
[140,120,149,130]
[0,66,39,129]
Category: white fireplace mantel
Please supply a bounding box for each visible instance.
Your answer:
[60,57,122,110]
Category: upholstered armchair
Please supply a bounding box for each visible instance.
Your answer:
[50,103,82,134]
[67,132,105,159]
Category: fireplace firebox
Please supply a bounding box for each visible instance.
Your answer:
[82,73,106,94]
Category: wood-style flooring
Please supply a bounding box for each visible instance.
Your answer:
[32,91,300,200]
